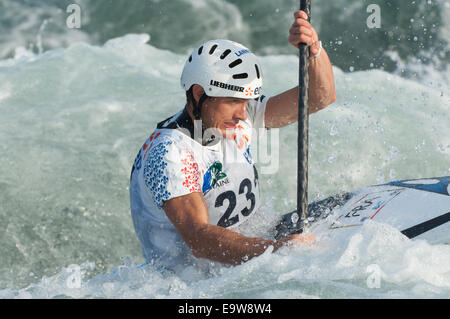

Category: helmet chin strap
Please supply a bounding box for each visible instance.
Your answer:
[193,93,209,121]
[187,88,220,146]
[190,92,211,145]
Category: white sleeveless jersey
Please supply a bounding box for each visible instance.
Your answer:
[130,96,268,271]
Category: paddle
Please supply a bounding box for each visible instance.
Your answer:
[297,0,311,232]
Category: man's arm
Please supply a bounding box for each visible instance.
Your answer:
[163,192,298,265]
[264,10,337,129]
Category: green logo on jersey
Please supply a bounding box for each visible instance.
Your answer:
[202,161,227,193]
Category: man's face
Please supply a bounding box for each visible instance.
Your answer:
[201,96,248,137]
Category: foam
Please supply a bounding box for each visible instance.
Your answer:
[0,33,449,297]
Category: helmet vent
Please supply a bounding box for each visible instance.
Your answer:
[209,44,218,55]
[255,64,260,79]
[233,73,248,79]
[220,49,231,60]
[229,59,242,68]
[198,46,203,55]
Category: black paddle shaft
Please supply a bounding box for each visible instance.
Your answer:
[297,0,311,229]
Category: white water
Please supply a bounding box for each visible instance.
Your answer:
[0,34,449,298]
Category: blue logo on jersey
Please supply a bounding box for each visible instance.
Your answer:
[243,147,252,164]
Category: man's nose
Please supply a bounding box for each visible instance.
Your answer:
[234,103,247,121]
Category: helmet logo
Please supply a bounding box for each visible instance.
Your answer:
[235,49,251,57]
[210,80,244,93]
[245,87,262,97]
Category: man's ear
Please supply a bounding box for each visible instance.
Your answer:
[192,84,206,104]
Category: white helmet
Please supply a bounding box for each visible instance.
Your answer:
[181,39,263,99]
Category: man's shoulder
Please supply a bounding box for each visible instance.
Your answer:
[146,129,187,157]
[144,126,202,166]
[146,108,193,146]
[156,109,184,130]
